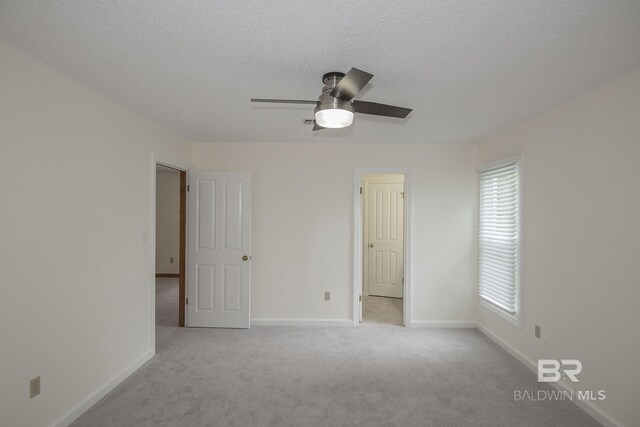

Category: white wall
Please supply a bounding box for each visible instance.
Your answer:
[0,41,191,427]
[192,142,477,324]
[477,68,640,426]
[155,170,180,275]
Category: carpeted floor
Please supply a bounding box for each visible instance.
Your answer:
[362,295,403,325]
[155,276,180,346]
[71,279,598,427]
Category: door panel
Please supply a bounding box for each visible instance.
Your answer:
[196,264,215,311]
[367,182,404,298]
[223,265,242,312]
[197,179,216,249]
[187,172,251,328]
[224,180,243,250]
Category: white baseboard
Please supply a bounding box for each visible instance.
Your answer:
[476,323,622,427]
[251,318,353,327]
[475,323,538,369]
[49,348,155,427]
[409,320,477,328]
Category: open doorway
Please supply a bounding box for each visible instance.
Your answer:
[354,169,411,327]
[155,164,186,342]
[362,173,405,325]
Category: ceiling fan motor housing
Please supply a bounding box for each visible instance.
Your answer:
[322,71,345,85]
[314,72,354,128]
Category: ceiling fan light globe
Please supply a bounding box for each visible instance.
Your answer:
[314,109,354,129]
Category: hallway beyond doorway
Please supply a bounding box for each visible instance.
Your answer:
[155,277,179,346]
[362,295,403,325]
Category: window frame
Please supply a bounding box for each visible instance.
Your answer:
[477,155,523,328]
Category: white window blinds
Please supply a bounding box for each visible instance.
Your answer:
[479,161,520,316]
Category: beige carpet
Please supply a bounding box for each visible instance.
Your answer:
[155,276,180,346]
[71,279,598,427]
[362,295,403,325]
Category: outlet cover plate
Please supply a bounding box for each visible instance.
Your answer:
[30,376,40,399]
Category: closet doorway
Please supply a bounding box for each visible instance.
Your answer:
[354,169,411,327]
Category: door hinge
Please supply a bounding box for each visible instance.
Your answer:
[185,297,188,305]
[187,184,190,192]
[401,191,404,198]
[359,295,362,302]
[360,186,362,195]
[402,277,404,284]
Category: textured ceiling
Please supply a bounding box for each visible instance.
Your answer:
[1,1,640,143]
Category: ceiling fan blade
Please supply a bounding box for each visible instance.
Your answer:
[251,98,317,104]
[330,68,373,101]
[352,100,412,118]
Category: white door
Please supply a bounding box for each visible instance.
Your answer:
[187,172,251,328]
[367,182,404,298]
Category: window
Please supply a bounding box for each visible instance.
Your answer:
[478,157,521,325]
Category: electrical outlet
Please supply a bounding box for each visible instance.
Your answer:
[30,376,40,399]
[170,257,174,264]
[535,324,541,339]
[324,292,330,301]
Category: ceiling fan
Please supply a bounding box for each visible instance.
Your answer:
[251,68,412,131]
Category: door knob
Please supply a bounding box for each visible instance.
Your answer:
[242,255,249,261]
[369,243,374,248]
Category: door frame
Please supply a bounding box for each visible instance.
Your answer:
[150,156,188,351]
[353,167,412,327]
